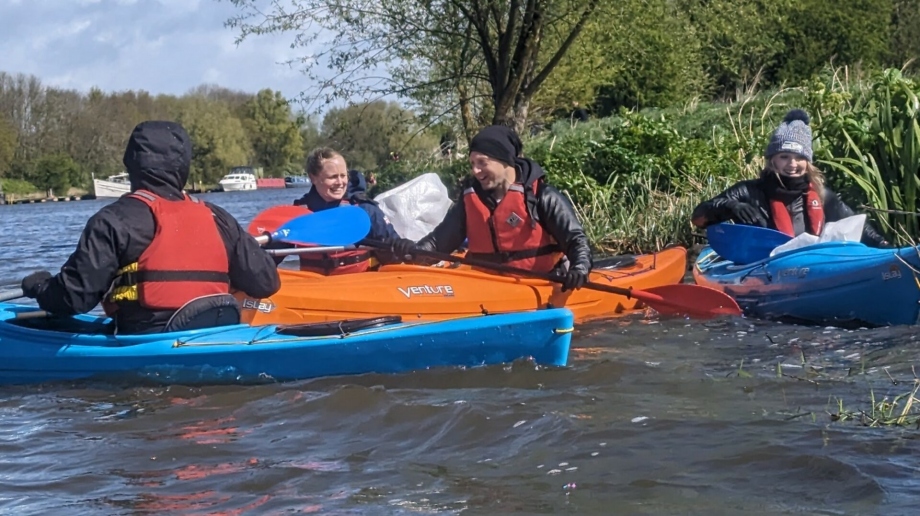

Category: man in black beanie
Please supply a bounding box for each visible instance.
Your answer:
[391,125,592,291]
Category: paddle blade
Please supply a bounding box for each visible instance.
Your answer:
[706,223,791,265]
[271,205,371,246]
[632,284,742,318]
[248,205,310,237]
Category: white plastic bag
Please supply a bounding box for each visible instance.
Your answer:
[374,173,453,240]
[770,214,866,256]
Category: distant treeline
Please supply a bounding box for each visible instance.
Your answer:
[3,0,919,195]
[0,74,443,195]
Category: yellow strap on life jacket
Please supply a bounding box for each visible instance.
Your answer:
[107,262,140,303]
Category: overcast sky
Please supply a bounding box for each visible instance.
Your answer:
[0,0,315,103]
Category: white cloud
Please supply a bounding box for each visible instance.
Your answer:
[0,0,331,111]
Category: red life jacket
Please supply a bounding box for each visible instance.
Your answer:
[463,181,563,272]
[295,202,374,275]
[770,185,825,237]
[104,190,230,315]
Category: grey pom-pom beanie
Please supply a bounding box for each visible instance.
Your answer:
[765,109,813,162]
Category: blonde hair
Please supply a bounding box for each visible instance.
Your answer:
[762,158,826,199]
[306,147,343,177]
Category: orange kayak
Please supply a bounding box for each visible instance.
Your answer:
[239,246,687,325]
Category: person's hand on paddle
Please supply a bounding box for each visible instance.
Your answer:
[561,265,588,292]
[725,200,767,227]
[21,271,52,298]
[391,238,418,259]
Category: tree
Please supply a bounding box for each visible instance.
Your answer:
[299,115,323,158]
[242,89,304,176]
[320,101,440,171]
[0,114,15,176]
[174,98,251,184]
[224,0,600,133]
[890,0,920,72]
[29,154,81,196]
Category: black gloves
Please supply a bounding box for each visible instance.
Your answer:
[561,267,588,292]
[391,238,418,259]
[725,200,767,227]
[21,270,52,298]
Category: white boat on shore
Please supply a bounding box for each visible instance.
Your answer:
[218,170,258,192]
[93,173,131,198]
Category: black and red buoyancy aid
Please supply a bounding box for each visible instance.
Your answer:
[294,202,374,275]
[463,181,563,272]
[770,186,825,237]
[104,190,230,315]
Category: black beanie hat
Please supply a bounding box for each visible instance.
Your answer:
[469,125,523,166]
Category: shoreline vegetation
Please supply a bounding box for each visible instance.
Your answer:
[2,66,918,254]
[374,66,920,254]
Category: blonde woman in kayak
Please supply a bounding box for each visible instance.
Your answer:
[690,109,889,247]
[281,147,401,274]
[391,125,593,291]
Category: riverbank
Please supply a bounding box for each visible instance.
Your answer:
[0,184,233,205]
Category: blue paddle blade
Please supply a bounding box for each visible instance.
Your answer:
[706,223,792,265]
[271,205,372,246]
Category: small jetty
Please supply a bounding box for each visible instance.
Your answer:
[2,194,97,205]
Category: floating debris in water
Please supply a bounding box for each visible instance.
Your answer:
[566,467,578,471]
[599,442,607,447]
[547,469,562,475]
[591,452,599,457]
[631,416,649,423]
[558,462,569,467]
[513,420,526,428]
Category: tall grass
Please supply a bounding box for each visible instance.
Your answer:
[374,66,919,252]
[810,67,920,243]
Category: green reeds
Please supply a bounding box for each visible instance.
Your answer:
[813,68,920,243]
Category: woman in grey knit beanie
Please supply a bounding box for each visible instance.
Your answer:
[690,109,890,248]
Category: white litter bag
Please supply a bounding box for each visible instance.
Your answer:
[770,214,866,256]
[374,173,454,240]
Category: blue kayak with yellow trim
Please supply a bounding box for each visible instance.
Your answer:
[0,304,573,385]
[693,243,920,327]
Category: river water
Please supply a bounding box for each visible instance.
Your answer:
[1,189,919,515]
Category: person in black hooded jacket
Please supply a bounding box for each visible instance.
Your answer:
[391,125,593,291]
[691,109,889,248]
[19,121,281,334]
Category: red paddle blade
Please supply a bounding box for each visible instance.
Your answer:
[247,205,310,237]
[632,284,742,318]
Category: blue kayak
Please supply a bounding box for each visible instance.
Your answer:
[693,243,920,327]
[0,304,574,385]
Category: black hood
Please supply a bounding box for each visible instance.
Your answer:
[515,157,546,189]
[122,121,192,199]
[347,169,369,200]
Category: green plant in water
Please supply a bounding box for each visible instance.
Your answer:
[828,380,920,427]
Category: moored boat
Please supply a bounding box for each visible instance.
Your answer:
[92,172,131,198]
[241,246,687,325]
[0,302,573,386]
[284,175,312,188]
[218,172,257,191]
[693,243,920,326]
